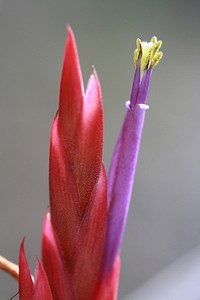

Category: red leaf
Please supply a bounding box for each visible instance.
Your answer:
[75,69,104,215]
[49,115,79,267]
[94,256,120,300]
[19,240,53,300]
[50,28,104,262]
[58,26,84,165]
[56,28,104,216]
[19,240,33,300]
[74,165,107,299]
[32,259,53,300]
[42,212,74,299]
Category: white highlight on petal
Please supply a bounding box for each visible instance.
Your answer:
[138,104,149,110]
[125,100,131,110]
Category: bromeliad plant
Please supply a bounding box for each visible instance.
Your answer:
[0,27,162,299]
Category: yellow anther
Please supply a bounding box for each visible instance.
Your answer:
[136,38,142,52]
[150,36,157,43]
[134,36,163,71]
[152,51,163,67]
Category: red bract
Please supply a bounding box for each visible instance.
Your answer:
[42,213,72,299]
[47,26,107,299]
[94,256,120,300]
[19,27,113,300]
[19,240,53,300]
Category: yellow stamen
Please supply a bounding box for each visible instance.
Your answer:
[134,36,163,71]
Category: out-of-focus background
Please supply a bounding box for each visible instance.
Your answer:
[0,0,200,299]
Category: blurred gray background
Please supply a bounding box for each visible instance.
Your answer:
[0,0,200,299]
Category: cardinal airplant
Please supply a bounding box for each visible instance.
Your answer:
[0,27,162,300]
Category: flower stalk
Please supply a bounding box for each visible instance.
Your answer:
[0,255,19,280]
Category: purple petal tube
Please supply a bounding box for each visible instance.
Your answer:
[103,63,152,274]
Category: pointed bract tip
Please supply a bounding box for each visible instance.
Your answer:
[20,238,25,250]
[66,25,74,38]
[19,239,34,300]
[88,66,99,85]
[33,258,53,300]
[91,65,97,75]
[85,66,102,100]
[65,25,77,52]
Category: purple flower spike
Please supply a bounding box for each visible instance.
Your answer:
[103,36,163,274]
